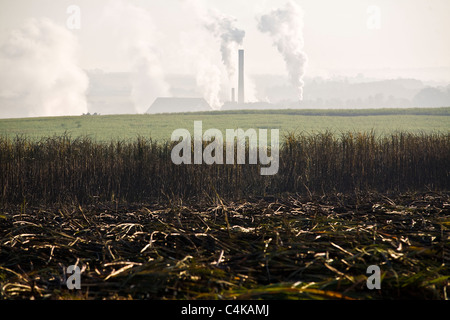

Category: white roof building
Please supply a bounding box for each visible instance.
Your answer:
[146,97,212,114]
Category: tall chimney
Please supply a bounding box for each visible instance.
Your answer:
[231,88,236,103]
[238,49,244,104]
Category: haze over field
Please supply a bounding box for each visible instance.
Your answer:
[0,0,449,118]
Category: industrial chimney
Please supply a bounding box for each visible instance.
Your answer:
[231,88,236,103]
[238,49,244,104]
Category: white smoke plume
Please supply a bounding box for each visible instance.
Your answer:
[257,1,308,100]
[178,16,225,109]
[0,18,88,118]
[197,62,223,109]
[204,10,245,80]
[101,0,170,113]
[182,0,256,107]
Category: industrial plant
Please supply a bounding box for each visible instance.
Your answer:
[146,49,247,114]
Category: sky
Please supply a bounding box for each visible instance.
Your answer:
[0,0,449,76]
[0,0,449,118]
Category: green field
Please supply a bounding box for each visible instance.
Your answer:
[0,107,449,141]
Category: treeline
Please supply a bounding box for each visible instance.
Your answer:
[0,132,448,205]
[186,107,450,117]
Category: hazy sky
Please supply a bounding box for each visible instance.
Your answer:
[1,0,449,78]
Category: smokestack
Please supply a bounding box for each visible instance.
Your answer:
[231,88,236,103]
[238,49,244,104]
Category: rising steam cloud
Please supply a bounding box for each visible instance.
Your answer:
[258,1,308,100]
[101,0,170,113]
[0,18,88,118]
[183,0,257,108]
[204,10,245,80]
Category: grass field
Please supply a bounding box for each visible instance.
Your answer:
[0,107,449,141]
